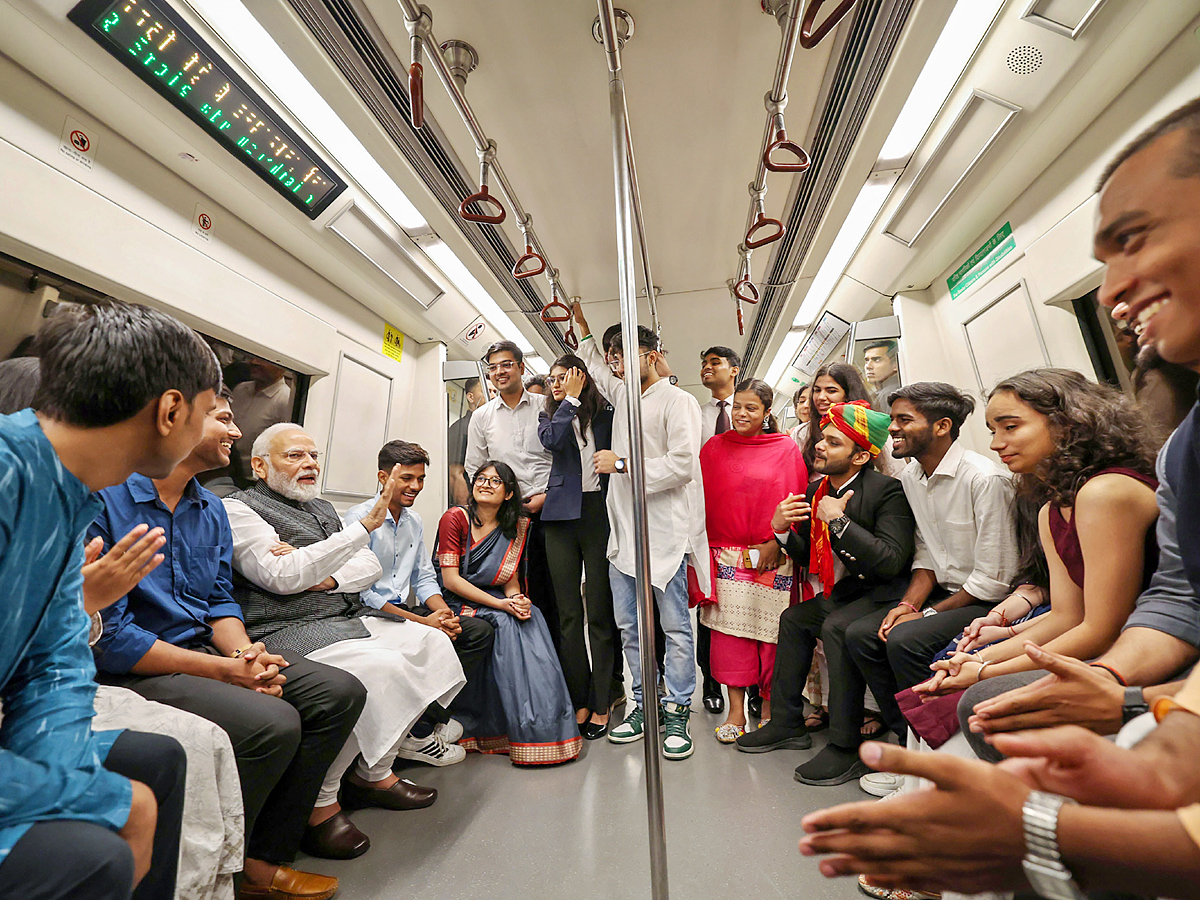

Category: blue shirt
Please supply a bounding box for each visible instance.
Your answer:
[343,497,440,609]
[92,474,242,674]
[0,410,131,860]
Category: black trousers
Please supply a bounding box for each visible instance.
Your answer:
[844,595,989,745]
[543,494,620,712]
[413,603,495,725]
[103,651,366,865]
[0,730,187,900]
[771,593,897,734]
[525,511,561,652]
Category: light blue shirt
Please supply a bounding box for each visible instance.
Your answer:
[343,497,441,609]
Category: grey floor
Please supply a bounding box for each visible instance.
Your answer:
[307,647,869,900]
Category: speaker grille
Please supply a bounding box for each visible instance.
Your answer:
[1006,44,1043,75]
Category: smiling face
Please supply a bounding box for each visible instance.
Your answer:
[485,349,524,397]
[887,398,936,460]
[811,374,846,419]
[472,465,513,507]
[379,462,425,508]
[731,389,767,436]
[254,428,320,502]
[794,386,811,424]
[815,423,869,477]
[1096,129,1200,369]
[700,353,738,394]
[187,395,242,473]
[986,390,1056,475]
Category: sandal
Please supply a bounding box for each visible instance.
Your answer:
[857,875,940,900]
[715,722,746,743]
[805,707,830,731]
[860,710,887,738]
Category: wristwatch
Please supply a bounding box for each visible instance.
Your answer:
[1122,685,1150,724]
[829,515,851,538]
[614,458,627,474]
[668,374,679,385]
[1022,791,1086,900]
[921,606,938,617]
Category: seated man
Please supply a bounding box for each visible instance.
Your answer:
[224,424,466,850]
[94,389,365,899]
[737,402,915,765]
[798,383,1020,786]
[344,439,495,765]
[0,301,214,900]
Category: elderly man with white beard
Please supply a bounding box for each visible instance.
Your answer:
[223,423,467,858]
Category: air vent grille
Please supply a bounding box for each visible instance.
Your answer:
[1006,44,1043,75]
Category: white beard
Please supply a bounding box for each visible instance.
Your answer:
[265,464,320,503]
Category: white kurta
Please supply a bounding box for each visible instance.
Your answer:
[578,336,711,593]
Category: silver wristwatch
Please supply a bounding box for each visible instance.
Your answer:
[1022,791,1086,900]
[829,515,851,538]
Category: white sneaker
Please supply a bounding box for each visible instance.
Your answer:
[396,732,466,766]
[859,771,902,798]
[434,718,464,744]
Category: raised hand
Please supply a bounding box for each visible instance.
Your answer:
[564,367,586,399]
[359,467,400,532]
[82,525,167,614]
[771,493,811,533]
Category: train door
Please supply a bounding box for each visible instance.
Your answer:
[444,358,490,511]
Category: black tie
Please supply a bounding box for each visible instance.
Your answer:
[715,400,730,435]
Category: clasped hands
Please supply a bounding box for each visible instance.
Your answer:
[226,641,288,697]
[500,593,532,620]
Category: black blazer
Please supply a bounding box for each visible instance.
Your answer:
[783,466,916,605]
[538,402,614,522]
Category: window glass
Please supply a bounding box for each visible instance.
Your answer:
[850,338,903,413]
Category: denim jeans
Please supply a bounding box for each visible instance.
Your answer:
[610,560,695,707]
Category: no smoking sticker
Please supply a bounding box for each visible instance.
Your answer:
[456,317,488,348]
[59,117,96,170]
[192,203,214,243]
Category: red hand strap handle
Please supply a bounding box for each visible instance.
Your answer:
[540,294,572,323]
[737,305,745,336]
[408,62,424,129]
[799,0,858,50]
[512,242,546,279]
[459,184,506,224]
[745,212,785,249]
[764,127,812,174]
[564,324,579,350]
[733,277,760,305]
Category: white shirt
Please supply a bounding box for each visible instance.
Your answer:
[465,389,552,498]
[701,393,734,443]
[579,336,710,592]
[223,498,383,595]
[898,442,1019,602]
[230,378,292,473]
[564,397,601,493]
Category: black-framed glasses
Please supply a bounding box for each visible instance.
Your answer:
[474,475,505,487]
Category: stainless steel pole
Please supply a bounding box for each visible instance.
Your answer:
[597,3,668,899]
[622,114,660,335]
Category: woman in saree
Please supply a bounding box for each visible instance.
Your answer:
[434,460,582,766]
[698,378,808,742]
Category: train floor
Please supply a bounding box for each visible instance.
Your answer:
[305,628,870,899]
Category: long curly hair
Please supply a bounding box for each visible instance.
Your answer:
[988,369,1157,509]
[544,353,606,445]
[803,362,872,470]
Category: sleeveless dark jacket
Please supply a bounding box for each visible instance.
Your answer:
[229,480,378,654]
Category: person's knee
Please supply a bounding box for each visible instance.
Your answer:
[461,617,495,653]
[87,829,137,900]
[840,616,876,656]
[141,732,187,798]
[321,665,368,722]
[247,698,303,761]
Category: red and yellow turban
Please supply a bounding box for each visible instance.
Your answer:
[820,400,891,458]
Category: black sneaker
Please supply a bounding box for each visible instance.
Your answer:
[736,720,812,753]
[794,744,870,786]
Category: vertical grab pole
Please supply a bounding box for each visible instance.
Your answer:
[597,3,669,900]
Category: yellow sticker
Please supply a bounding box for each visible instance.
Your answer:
[383,323,405,362]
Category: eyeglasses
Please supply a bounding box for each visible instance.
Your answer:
[486,360,517,374]
[474,475,505,487]
[607,350,651,374]
[547,374,569,386]
[280,449,320,463]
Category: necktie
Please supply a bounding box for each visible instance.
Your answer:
[715,400,730,435]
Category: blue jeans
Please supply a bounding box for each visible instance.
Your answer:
[610,560,695,707]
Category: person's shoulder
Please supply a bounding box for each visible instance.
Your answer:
[438,505,468,526]
[1076,470,1157,510]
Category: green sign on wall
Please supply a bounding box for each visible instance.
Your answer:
[947,222,1016,299]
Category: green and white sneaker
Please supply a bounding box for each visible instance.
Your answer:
[608,705,645,743]
[661,702,693,760]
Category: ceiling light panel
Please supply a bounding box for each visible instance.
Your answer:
[327,202,443,308]
[883,89,1021,247]
[1021,0,1109,40]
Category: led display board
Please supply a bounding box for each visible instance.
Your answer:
[69,0,346,218]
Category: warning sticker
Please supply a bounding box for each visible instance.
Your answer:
[192,203,214,243]
[59,117,96,170]
[456,317,488,349]
[383,323,405,362]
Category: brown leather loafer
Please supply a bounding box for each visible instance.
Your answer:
[340,777,437,811]
[237,865,338,900]
[299,811,370,860]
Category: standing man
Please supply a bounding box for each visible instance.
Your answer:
[230,358,292,483]
[573,301,709,761]
[697,346,741,716]
[862,341,901,413]
[465,341,559,646]
[795,382,1019,786]
[448,377,486,507]
[736,402,915,767]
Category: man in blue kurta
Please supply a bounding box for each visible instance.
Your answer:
[0,301,220,900]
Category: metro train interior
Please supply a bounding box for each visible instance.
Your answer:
[3,0,1200,898]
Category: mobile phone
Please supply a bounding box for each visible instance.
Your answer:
[743,548,760,568]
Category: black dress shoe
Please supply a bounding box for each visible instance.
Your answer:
[702,677,724,714]
[747,695,764,719]
[582,720,608,741]
[341,777,437,811]
[300,811,370,860]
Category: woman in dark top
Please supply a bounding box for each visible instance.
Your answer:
[918,369,1159,695]
[537,354,619,740]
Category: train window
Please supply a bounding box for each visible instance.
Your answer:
[445,375,488,510]
[1072,289,1133,390]
[851,337,902,413]
[199,335,309,495]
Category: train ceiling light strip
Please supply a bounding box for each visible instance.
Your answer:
[69,0,347,219]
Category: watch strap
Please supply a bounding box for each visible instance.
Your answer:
[1022,791,1085,900]
[829,515,851,538]
[1122,685,1149,724]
